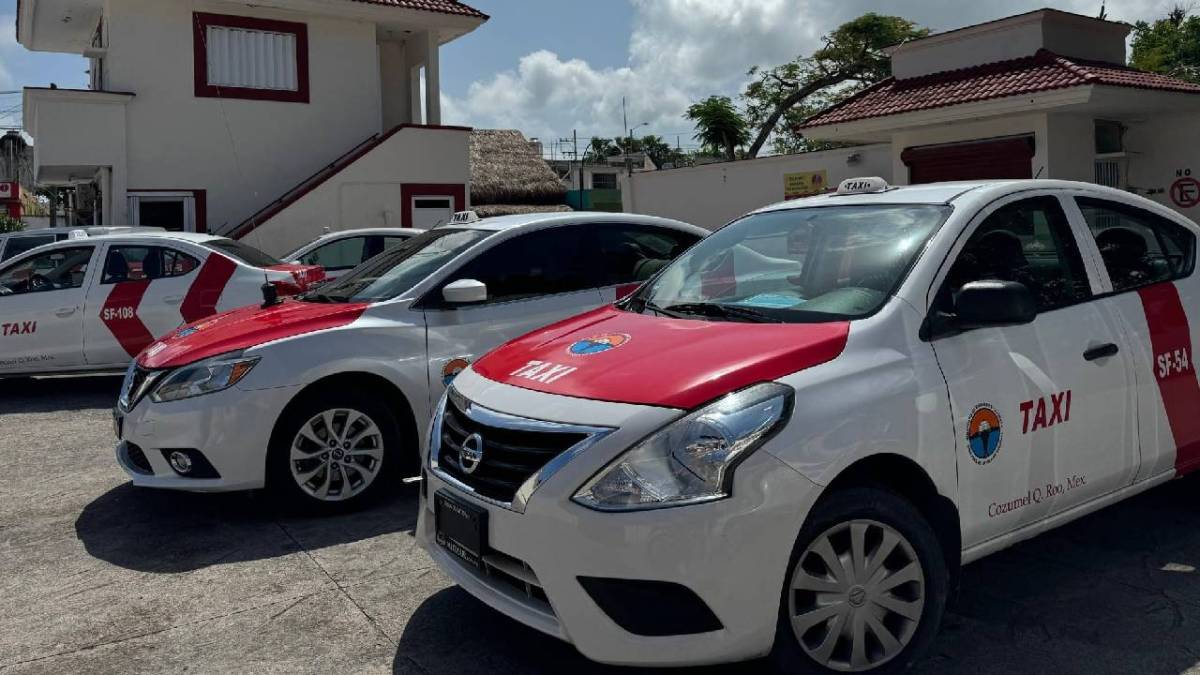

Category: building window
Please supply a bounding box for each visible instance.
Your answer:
[127,191,205,233]
[193,13,309,103]
[591,173,618,190]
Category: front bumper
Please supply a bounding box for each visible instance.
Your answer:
[114,381,302,492]
[416,369,822,667]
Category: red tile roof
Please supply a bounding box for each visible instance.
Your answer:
[347,0,487,19]
[801,49,1200,128]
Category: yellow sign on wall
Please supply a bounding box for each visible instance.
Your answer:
[784,170,829,200]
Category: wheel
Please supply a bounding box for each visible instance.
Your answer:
[267,389,404,513]
[772,487,948,674]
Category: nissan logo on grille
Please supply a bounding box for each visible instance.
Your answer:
[459,433,484,474]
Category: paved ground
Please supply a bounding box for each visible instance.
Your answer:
[2,376,1200,674]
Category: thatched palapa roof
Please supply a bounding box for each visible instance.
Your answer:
[470,130,568,212]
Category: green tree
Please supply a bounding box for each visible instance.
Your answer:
[585,137,619,163]
[685,96,751,161]
[1130,6,1200,84]
[742,13,928,158]
[639,134,673,167]
[0,213,23,233]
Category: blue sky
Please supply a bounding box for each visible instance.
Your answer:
[0,0,1178,145]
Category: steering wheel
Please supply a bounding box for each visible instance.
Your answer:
[28,274,53,291]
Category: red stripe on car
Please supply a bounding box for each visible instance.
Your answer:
[101,280,155,357]
[1138,282,1200,474]
[181,254,237,323]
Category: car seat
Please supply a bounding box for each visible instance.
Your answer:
[142,251,163,280]
[104,252,130,283]
[1096,227,1154,289]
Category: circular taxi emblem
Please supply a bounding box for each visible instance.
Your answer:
[459,433,484,475]
[441,357,470,385]
[568,333,630,356]
[966,404,1002,464]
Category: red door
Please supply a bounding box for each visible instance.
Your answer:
[902,136,1034,184]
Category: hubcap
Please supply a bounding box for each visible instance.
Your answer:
[289,408,384,502]
[788,519,925,672]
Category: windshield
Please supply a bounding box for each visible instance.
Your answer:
[629,204,951,323]
[301,228,492,303]
[203,239,281,267]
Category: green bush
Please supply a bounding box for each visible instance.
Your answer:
[0,213,24,234]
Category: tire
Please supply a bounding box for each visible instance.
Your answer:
[267,388,405,514]
[771,487,948,674]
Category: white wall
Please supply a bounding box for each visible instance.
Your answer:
[106,0,385,233]
[622,145,891,230]
[1124,113,1200,220]
[891,11,1128,80]
[246,126,470,255]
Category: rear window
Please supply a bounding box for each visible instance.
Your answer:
[203,239,280,268]
[2,234,56,261]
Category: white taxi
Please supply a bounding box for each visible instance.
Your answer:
[113,212,704,511]
[0,232,323,376]
[419,178,1200,672]
[281,227,422,282]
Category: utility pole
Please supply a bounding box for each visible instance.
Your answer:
[573,129,580,193]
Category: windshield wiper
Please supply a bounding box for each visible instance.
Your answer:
[300,291,347,304]
[662,302,782,323]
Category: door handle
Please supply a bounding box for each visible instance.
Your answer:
[55,306,77,318]
[1083,343,1119,361]
[164,295,183,305]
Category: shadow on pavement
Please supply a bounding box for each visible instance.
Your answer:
[394,586,761,674]
[0,374,124,414]
[398,475,1200,674]
[75,481,420,574]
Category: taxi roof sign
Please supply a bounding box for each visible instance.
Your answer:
[836,177,891,195]
[67,229,89,240]
[449,210,481,225]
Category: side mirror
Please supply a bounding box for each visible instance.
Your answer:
[442,278,488,304]
[954,280,1037,328]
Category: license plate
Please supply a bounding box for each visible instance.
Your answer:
[435,491,487,569]
[112,408,124,440]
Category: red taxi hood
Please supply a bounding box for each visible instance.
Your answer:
[266,264,326,294]
[138,299,367,369]
[473,306,849,409]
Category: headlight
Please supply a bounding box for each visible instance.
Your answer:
[572,382,792,511]
[150,352,259,403]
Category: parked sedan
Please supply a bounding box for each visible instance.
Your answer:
[282,228,422,281]
[0,226,165,262]
[113,212,705,512]
[0,232,324,376]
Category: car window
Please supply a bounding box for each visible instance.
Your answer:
[202,239,280,267]
[941,196,1091,313]
[300,237,368,271]
[446,226,591,304]
[382,236,410,250]
[635,205,950,322]
[0,246,93,295]
[101,246,200,284]
[1,235,55,262]
[306,228,493,303]
[588,224,701,286]
[1075,197,1196,293]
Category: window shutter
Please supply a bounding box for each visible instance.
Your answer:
[206,25,298,92]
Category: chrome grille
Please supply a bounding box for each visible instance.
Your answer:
[430,390,610,512]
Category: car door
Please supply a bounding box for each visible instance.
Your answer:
[1068,195,1200,482]
[587,223,702,302]
[0,245,95,373]
[928,194,1137,548]
[82,243,203,365]
[421,225,603,405]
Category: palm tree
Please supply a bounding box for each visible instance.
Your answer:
[639,134,673,167]
[585,137,619,163]
[685,96,750,161]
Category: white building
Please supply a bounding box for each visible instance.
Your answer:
[18,0,487,254]
[626,9,1200,230]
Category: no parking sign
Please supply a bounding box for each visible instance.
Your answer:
[1171,174,1200,209]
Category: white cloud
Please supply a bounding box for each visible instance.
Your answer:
[443,0,1176,148]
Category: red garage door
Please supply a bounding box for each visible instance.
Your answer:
[902,136,1034,184]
